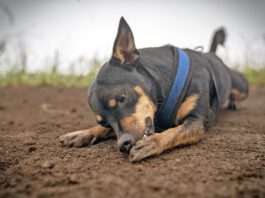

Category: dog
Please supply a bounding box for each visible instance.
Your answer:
[59,17,248,162]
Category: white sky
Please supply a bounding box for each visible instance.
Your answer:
[0,0,265,73]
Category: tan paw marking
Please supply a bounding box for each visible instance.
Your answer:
[129,134,163,162]
[59,130,96,148]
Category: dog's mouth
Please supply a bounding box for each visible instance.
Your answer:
[117,117,154,154]
[143,117,154,138]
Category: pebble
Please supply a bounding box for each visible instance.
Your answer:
[41,161,55,169]
[28,146,37,152]
[68,175,79,184]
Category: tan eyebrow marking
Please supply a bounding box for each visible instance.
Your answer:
[108,99,117,108]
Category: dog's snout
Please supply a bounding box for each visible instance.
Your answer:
[118,134,134,154]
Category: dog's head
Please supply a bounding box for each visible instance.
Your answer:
[88,17,157,153]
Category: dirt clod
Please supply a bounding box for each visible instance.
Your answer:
[67,175,79,184]
[28,146,37,152]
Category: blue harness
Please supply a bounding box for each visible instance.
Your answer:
[155,48,191,130]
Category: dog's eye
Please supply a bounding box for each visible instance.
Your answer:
[118,93,126,103]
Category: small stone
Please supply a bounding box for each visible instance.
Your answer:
[28,146,36,152]
[43,178,56,187]
[68,175,79,184]
[41,161,55,169]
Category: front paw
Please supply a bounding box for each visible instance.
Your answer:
[129,134,163,162]
[59,130,96,147]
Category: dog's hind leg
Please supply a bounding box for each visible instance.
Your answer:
[228,98,237,110]
[129,119,205,162]
[228,70,249,110]
[59,125,115,147]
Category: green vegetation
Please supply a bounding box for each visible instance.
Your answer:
[0,70,97,87]
[240,67,265,85]
[0,38,104,87]
[1,37,264,87]
[1,65,265,87]
[0,57,102,87]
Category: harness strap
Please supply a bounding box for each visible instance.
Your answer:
[155,48,192,130]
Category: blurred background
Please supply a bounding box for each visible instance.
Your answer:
[0,0,264,86]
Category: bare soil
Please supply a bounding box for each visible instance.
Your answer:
[0,86,265,198]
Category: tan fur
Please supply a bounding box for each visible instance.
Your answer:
[157,121,204,151]
[113,50,139,65]
[59,125,112,147]
[177,94,199,120]
[113,28,139,64]
[230,89,247,101]
[120,86,156,135]
[129,120,205,162]
[65,126,110,139]
[113,51,125,64]
[108,99,117,108]
[96,115,103,122]
[170,121,203,148]
[90,125,111,137]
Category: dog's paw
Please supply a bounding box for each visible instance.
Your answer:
[129,134,163,162]
[59,130,97,147]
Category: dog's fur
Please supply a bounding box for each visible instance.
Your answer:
[59,17,248,162]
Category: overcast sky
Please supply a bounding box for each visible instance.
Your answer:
[0,0,264,73]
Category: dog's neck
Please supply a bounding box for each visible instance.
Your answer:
[137,46,177,109]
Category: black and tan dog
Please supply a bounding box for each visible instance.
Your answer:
[59,17,248,162]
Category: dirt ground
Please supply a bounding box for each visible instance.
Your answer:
[0,86,264,198]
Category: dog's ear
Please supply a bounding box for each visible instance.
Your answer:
[111,17,140,65]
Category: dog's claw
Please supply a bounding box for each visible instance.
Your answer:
[59,134,77,147]
[58,130,95,148]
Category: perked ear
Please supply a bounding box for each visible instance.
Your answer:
[112,17,140,65]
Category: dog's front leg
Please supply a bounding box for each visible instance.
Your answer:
[59,125,115,147]
[129,119,205,162]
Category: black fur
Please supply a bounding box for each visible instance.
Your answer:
[210,27,226,53]
[88,17,248,138]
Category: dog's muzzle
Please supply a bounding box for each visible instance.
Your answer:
[118,133,134,154]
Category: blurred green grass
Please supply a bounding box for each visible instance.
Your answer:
[240,67,265,85]
[0,65,265,87]
[0,70,97,87]
[0,57,101,87]
[1,37,264,87]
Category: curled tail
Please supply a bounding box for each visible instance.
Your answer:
[209,27,226,54]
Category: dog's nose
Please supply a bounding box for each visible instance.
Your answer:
[118,134,133,154]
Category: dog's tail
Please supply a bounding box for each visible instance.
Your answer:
[209,27,226,54]
[209,27,248,109]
